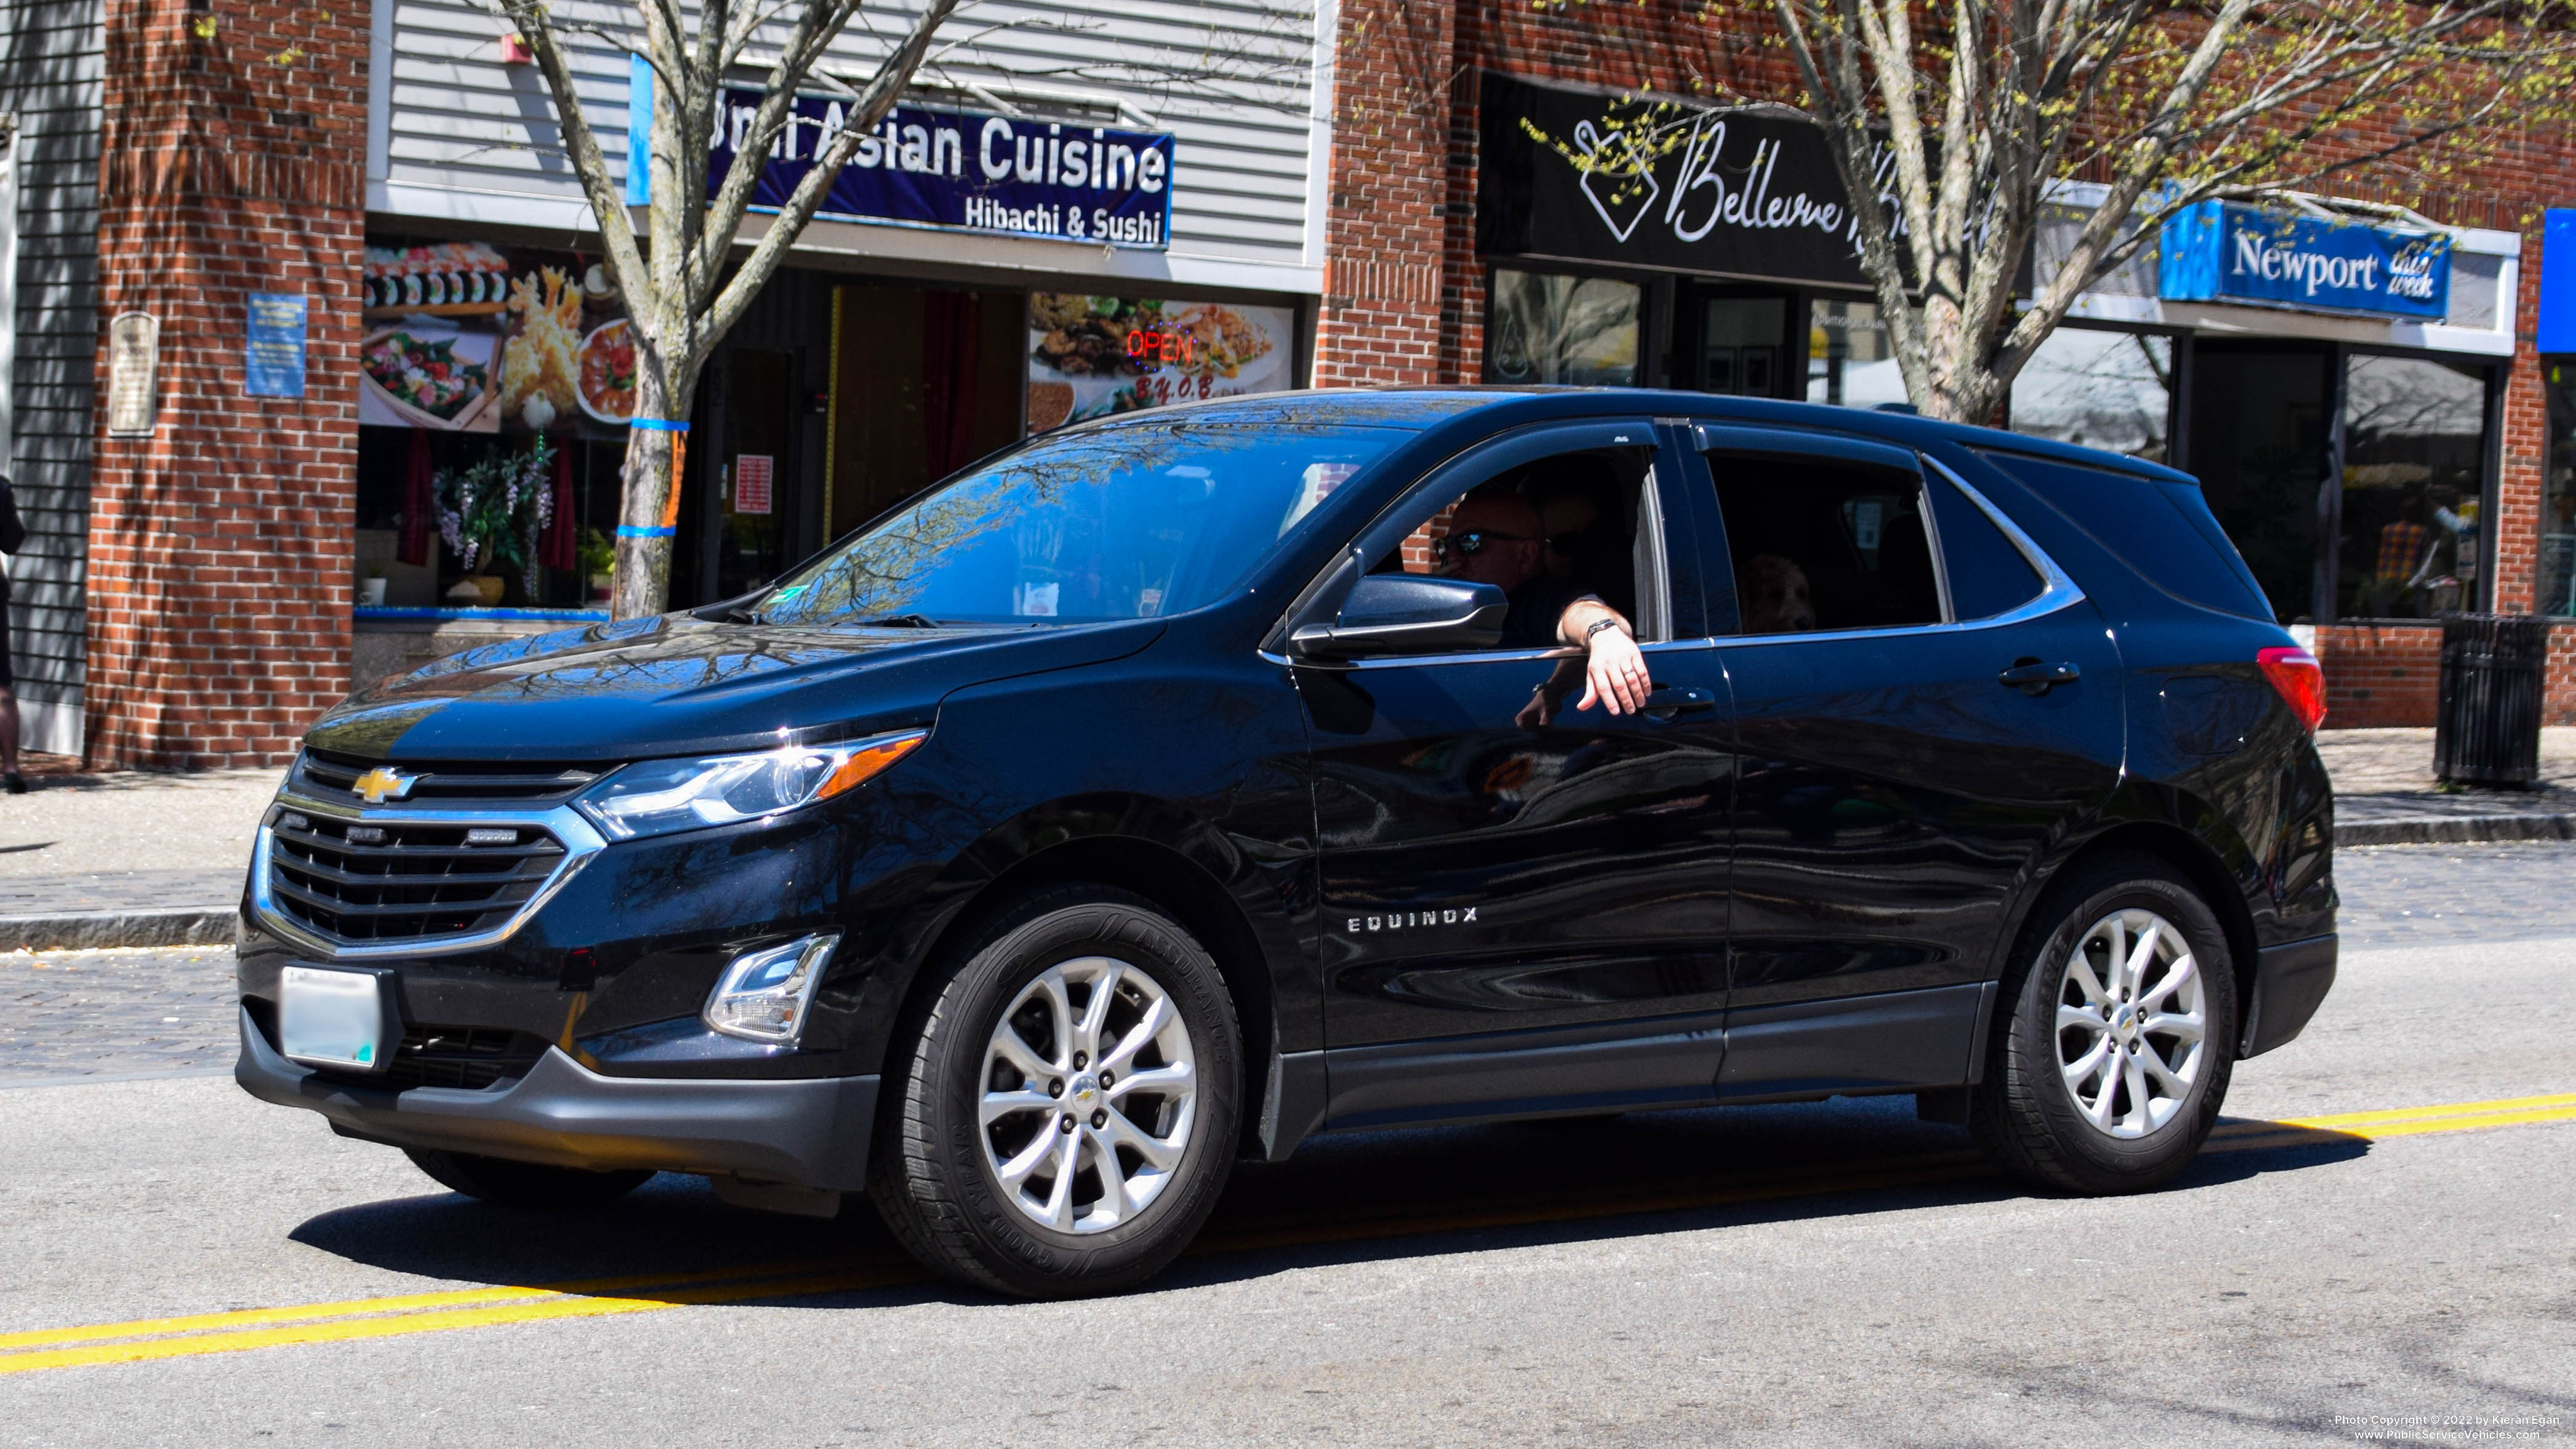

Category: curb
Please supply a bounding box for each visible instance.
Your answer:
[2337,814,2576,847]
[0,908,236,952]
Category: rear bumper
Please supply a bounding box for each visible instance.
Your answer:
[233,1006,877,1190]
[2243,933,2337,1059]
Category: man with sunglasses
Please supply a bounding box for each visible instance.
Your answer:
[1434,492,1650,716]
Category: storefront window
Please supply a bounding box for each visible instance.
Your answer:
[2338,354,2489,619]
[1485,270,1640,385]
[1025,294,1299,433]
[2543,362,2576,617]
[2008,327,2173,462]
[1805,298,1910,410]
[355,238,633,612]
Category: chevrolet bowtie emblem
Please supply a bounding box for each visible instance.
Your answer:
[351,766,417,805]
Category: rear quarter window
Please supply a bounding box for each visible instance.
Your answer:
[1975,451,2276,621]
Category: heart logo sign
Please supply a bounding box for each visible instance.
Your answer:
[1570,119,1660,244]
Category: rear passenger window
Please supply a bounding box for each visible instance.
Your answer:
[1925,473,2044,619]
[1706,451,1945,633]
[1976,451,2276,621]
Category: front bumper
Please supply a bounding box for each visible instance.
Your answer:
[234,1006,878,1190]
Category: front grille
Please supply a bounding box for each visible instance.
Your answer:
[382,1024,550,1090]
[293,750,601,808]
[267,813,568,944]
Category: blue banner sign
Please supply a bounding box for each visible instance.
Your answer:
[2540,209,2576,353]
[2159,201,2450,320]
[705,90,1174,251]
[244,292,307,398]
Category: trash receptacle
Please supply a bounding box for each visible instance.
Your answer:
[2434,613,2550,787]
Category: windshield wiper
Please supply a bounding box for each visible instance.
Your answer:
[854,613,941,628]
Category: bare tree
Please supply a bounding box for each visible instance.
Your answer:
[490,0,963,619]
[481,0,1315,618]
[1763,0,2576,423]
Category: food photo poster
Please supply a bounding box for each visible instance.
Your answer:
[358,241,638,437]
[1025,294,1298,432]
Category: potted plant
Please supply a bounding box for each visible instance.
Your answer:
[576,528,615,602]
[357,560,388,607]
[433,434,555,606]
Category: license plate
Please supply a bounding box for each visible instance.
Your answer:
[279,966,390,1071]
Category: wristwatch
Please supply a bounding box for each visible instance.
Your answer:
[1583,617,1625,643]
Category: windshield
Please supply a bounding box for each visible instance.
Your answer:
[753,420,1410,625]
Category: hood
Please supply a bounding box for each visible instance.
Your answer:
[305,614,1165,763]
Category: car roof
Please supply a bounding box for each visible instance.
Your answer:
[1076,386,2199,488]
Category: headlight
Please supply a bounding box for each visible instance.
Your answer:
[575,731,926,841]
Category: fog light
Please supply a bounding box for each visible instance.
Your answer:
[703,934,839,1044]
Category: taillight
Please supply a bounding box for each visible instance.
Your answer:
[2257,646,2326,733]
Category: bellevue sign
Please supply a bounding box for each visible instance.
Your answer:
[2158,200,2451,321]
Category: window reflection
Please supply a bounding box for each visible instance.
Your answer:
[1805,299,1911,411]
[2543,361,2576,618]
[2008,327,2173,463]
[755,421,1406,626]
[1485,271,1640,385]
[2339,355,2489,619]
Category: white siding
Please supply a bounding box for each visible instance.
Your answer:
[375,0,1320,280]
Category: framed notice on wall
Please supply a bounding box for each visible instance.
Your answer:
[106,312,160,437]
[244,292,308,398]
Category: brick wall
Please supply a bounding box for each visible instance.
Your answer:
[86,0,365,767]
[2315,624,2442,729]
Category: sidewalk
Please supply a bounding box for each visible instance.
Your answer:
[0,758,279,949]
[2,729,2570,950]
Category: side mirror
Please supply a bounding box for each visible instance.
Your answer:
[1289,573,1507,662]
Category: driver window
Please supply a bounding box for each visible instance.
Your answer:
[1366,448,1661,648]
[1706,450,1946,634]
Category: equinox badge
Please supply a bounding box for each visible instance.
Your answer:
[1348,907,1477,933]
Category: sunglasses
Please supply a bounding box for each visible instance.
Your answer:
[1431,529,1531,561]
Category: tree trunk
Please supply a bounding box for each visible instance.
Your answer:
[610,362,695,620]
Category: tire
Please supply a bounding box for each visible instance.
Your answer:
[405,1149,654,1207]
[1972,853,2239,1195]
[870,885,1242,1299]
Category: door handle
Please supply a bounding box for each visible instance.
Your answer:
[1998,658,2080,696]
[1642,686,1717,716]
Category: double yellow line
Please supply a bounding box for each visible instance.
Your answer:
[0,1259,921,1376]
[4,1088,2570,1377]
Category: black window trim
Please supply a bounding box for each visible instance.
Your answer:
[1698,446,2086,649]
[1262,419,1686,668]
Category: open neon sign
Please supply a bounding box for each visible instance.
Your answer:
[1125,324,1200,372]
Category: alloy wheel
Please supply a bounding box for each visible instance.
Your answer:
[2055,908,2209,1139]
[978,954,1198,1234]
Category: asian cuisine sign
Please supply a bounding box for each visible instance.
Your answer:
[2159,201,2453,321]
[358,241,637,433]
[1024,295,1296,431]
[707,91,1176,250]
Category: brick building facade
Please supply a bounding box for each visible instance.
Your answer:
[6,0,2576,762]
[86,0,367,765]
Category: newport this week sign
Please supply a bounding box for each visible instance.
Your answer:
[2158,201,2452,321]
[643,75,1177,250]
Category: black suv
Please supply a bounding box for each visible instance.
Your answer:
[238,389,2338,1298]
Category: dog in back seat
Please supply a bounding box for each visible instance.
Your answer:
[1741,553,1816,633]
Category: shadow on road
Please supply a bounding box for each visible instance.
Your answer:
[287,1096,2368,1306]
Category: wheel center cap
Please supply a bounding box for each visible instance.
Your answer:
[1070,1074,1100,1107]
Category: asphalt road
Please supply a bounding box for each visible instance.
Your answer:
[1,845,2572,1447]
